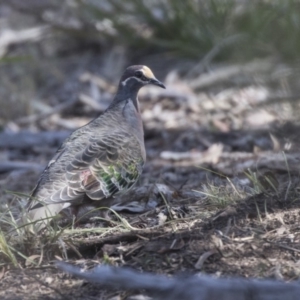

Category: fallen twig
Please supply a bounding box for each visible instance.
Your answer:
[188,59,273,90]
[78,93,105,111]
[0,161,44,173]
[0,26,49,57]
[0,130,70,149]
[160,149,300,175]
[160,144,223,165]
[15,97,79,126]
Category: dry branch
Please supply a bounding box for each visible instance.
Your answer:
[0,131,70,149]
[0,26,49,57]
[188,59,273,90]
[160,144,223,165]
[0,161,44,173]
[217,151,300,175]
[57,261,300,300]
[15,97,79,126]
[78,93,105,111]
[160,149,300,175]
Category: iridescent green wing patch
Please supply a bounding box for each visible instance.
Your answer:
[64,132,144,201]
[96,160,143,197]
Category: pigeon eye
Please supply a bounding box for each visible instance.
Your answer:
[135,71,143,78]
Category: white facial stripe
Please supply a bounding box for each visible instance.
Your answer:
[121,76,147,86]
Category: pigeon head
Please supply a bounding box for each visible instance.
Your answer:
[119,65,166,91]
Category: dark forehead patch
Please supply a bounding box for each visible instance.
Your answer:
[120,65,144,81]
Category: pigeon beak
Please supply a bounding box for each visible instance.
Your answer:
[150,78,166,89]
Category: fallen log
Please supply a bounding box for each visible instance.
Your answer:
[0,161,44,173]
[57,261,300,300]
[0,131,70,149]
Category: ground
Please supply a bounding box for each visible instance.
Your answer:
[1,1,300,299]
[2,120,300,299]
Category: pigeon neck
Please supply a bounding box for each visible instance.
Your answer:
[112,84,140,111]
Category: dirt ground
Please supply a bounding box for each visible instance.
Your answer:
[2,2,300,299]
[2,187,300,300]
[2,119,300,299]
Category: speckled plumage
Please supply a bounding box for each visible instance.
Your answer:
[25,65,165,227]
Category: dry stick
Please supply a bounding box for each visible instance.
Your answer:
[66,224,199,250]
[160,150,300,175]
[185,34,245,78]
[253,95,300,108]
[15,97,79,126]
[78,93,104,111]
[188,59,273,90]
[263,239,300,253]
[0,26,49,57]
[0,161,44,173]
[194,249,217,270]
[0,131,70,149]
[218,227,300,253]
